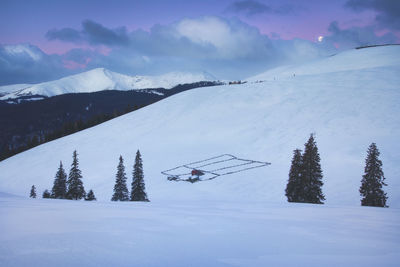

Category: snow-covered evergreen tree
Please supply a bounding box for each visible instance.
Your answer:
[51,161,67,199]
[111,155,129,201]
[130,150,149,201]
[42,189,51,198]
[285,149,303,202]
[85,189,97,201]
[66,150,86,200]
[360,143,388,207]
[30,185,37,198]
[301,134,325,204]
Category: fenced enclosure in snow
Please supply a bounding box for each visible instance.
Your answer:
[161,154,271,182]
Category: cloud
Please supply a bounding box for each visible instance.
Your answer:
[46,28,82,43]
[63,48,95,64]
[323,21,397,49]
[45,20,129,46]
[174,17,271,59]
[227,0,271,16]
[2,17,337,84]
[345,0,400,31]
[92,16,331,78]
[9,16,388,85]
[0,44,75,85]
[82,20,129,46]
[226,0,293,16]
[46,17,275,61]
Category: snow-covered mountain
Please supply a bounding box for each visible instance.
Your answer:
[1,45,399,266]
[0,83,31,97]
[0,68,216,100]
[1,45,399,206]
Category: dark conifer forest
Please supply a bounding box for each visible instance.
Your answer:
[0,81,222,161]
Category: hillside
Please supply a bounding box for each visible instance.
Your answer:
[0,68,216,101]
[0,81,221,161]
[1,45,399,266]
[0,46,399,206]
[249,45,400,81]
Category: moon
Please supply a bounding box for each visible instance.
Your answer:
[318,36,324,42]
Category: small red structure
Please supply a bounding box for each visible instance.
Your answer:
[191,169,204,176]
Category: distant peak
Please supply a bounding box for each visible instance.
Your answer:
[85,68,116,79]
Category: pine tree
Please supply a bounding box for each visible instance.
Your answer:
[66,150,86,200]
[285,149,303,202]
[301,134,325,204]
[111,155,129,201]
[42,189,51,198]
[85,189,97,201]
[51,161,67,199]
[360,143,388,207]
[130,150,149,201]
[30,185,37,198]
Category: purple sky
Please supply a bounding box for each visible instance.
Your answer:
[0,0,399,84]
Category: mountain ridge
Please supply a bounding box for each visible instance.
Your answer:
[0,68,217,101]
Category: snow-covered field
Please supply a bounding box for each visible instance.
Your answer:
[0,68,216,100]
[1,195,398,267]
[0,46,399,265]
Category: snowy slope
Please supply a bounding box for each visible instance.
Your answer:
[1,45,400,267]
[0,46,399,207]
[0,68,216,100]
[249,45,400,81]
[0,83,31,97]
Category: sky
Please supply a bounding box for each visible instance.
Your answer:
[0,0,399,85]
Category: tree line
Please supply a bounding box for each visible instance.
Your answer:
[29,134,388,208]
[2,81,223,162]
[285,134,388,207]
[29,149,149,202]
[2,105,144,162]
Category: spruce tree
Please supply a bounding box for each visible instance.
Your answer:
[285,149,303,202]
[66,150,86,200]
[51,161,67,199]
[30,185,37,198]
[130,150,149,201]
[111,156,129,201]
[360,143,388,207]
[301,134,325,204]
[42,189,51,198]
[85,189,97,201]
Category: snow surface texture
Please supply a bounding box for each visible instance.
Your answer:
[0,68,216,100]
[0,195,398,267]
[0,45,399,266]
